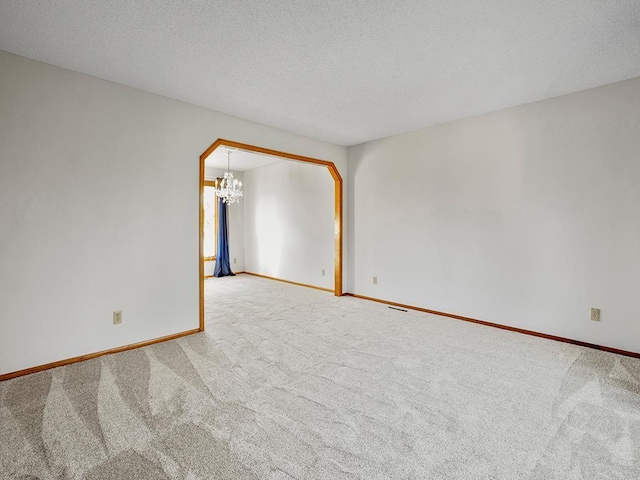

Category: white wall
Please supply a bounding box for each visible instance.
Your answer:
[244,161,334,290]
[348,77,640,353]
[0,51,347,376]
[203,167,245,275]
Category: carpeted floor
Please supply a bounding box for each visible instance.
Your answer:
[1,274,640,479]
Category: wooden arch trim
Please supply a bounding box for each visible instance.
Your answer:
[199,138,343,331]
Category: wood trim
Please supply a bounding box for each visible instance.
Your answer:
[332,163,343,296]
[244,272,333,293]
[199,145,205,332]
[204,271,245,278]
[204,180,219,253]
[204,271,245,279]
[201,139,339,169]
[199,138,344,326]
[344,293,640,359]
[0,328,200,382]
[202,181,218,268]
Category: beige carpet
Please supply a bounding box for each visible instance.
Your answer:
[1,274,639,479]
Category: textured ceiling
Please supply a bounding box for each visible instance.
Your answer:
[1,1,639,146]
[205,147,284,172]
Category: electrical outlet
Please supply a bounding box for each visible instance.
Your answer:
[373,276,378,285]
[590,307,600,322]
[113,310,123,325]
[322,269,326,276]
[233,258,237,264]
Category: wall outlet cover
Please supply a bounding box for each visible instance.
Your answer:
[590,307,600,322]
[113,310,123,325]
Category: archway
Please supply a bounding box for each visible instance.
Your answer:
[199,139,343,331]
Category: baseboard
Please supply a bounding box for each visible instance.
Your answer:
[204,271,245,278]
[244,272,333,293]
[0,328,201,382]
[344,293,640,359]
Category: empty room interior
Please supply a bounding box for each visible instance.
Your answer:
[1,2,639,479]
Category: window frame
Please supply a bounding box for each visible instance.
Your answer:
[202,180,218,262]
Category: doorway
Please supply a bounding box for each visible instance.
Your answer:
[198,139,343,331]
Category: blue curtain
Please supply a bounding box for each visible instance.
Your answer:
[214,197,235,277]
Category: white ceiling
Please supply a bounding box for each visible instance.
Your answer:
[205,147,284,172]
[1,1,639,146]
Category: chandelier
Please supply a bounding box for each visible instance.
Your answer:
[214,150,243,204]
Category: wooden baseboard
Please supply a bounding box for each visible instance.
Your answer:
[244,272,333,293]
[204,271,245,278]
[0,328,200,382]
[344,293,640,359]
